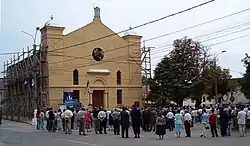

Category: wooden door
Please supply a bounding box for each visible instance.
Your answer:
[92,90,104,108]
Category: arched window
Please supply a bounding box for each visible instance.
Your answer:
[117,70,121,85]
[73,69,79,85]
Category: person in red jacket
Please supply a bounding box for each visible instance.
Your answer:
[209,109,218,137]
[36,110,41,130]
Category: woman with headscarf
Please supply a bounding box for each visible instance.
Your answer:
[155,112,166,140]
[56,109,62,131]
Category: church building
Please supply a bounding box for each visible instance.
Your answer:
[41,7,143,109]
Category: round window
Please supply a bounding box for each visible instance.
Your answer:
[92,47,104,61]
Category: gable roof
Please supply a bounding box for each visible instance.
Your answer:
[64,20,127,43]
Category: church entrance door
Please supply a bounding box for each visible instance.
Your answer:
[92,90,104,108]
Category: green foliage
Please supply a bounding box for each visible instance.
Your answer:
[151,37,204,105]
[147,78,159,100]
[239,53,250,100]
[203,67,231,95]
[149,37,231,106]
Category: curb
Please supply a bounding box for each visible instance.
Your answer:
[2,115,32,125]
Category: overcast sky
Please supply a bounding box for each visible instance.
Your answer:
[0,0,250,78]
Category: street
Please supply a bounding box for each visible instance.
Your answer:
[0,120,250,146]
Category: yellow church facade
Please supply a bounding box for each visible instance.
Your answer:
[41,7,142,109]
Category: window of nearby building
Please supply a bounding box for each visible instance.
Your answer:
[73,69,79,85]
[202,96,206,102]
[117,70,121,85]
[73,90,80,101]
[117,90,122,104]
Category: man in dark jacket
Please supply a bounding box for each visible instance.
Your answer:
[142,108,150,132]
[220,108,229,137]
[48,108,55,132]
[131,105,141,138]
[150,109,157,132]
[120,107,130,138]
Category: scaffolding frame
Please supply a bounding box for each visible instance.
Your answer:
[3,45,48,120]
[141,46,152,79]
[140,45,153,105]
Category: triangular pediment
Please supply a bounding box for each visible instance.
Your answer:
[63,20,128,47]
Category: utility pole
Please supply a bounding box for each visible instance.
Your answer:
[214,57,218,104]
[141,45,154,107]
[214,50,226,104]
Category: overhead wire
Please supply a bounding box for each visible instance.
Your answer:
[47,21,250,70]
[151,18,250,53]
[4,2,250,77]
[150,26,250,59]
[2,5,249,62]
[144,8,250,42]
[50,31,250,74]
[1,4,250,62]
[151,33,250,68]
[49,23,250,72]
[44,0,216,54]
[151,20,250,55]
[5,19,250,77]
[2,3,250,60]
[46,7,250,66]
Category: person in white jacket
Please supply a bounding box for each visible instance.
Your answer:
[98,108,107,134]
[237,107,247,137]
[62,107,73,134]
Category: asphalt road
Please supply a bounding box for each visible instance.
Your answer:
[0,120,250,146]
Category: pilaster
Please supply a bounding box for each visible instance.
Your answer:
[104,90,109,109]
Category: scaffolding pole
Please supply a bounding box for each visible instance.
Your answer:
[3,44,48,122]
[141,45,153,106]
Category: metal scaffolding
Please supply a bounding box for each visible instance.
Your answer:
[3,45,48,121]
[141,45,153,105]
[141,46,152,79]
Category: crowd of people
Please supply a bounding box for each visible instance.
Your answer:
[35,104,250,140]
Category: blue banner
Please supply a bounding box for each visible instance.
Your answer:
[63,92,74,103]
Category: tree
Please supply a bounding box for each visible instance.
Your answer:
[152,37,205,106]
[203,66,231,102]
[147,78,166,104]
[239,53,250,100]
[187,47,212,107]
[150,37,231,107]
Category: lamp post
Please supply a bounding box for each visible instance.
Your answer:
[21,27,40,46]
[214,50,226,104]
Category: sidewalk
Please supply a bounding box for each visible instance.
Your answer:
[2,115,32,125]
[1,120,33,127]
